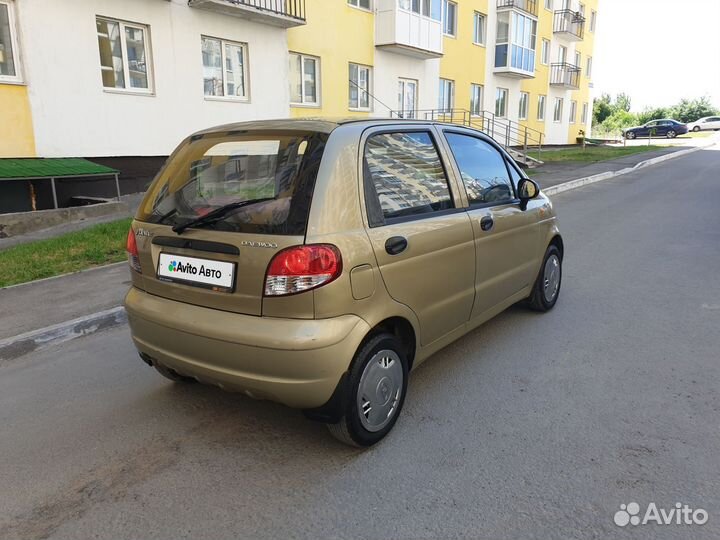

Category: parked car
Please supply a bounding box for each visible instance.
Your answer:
[686,116,720,132]
[124,119,563,447]
[623,119,688,139]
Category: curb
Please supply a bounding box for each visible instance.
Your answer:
[543,142,714,196]
[0,306,127,362]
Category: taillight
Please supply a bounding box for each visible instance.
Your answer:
[264,244,342,296]
[126,228,142,273]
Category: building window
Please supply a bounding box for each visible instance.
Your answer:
[399,0,442,20]
[349,63,371,110]
[439,78,454,112]
[537,95,546,121]
[397,78,418,118]
[495,11,537,73]
[495,87,508,117]
[96,17,152,92]
[553,97,563,122]
[541,39,550,65]
[581,102,588,124]
[470,84,483,116]
[586,56,593,77]
[289,52,319,106]
[519,92,529,120]
[201,36,248,100]
[579,3,585,17]
[558,44,567,63]
[348,0,371,9]
[569,100,577,123]
[0,0,21,82]
[473,12,486,45]
[590,10,597,32]
[442,0,457,36]
[574,51,581,68]
[544,0,552,10]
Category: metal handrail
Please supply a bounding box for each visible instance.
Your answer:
[550,62,581,88]
[224,0,306,20]
[553,9,585,39]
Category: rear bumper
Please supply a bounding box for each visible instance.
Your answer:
[124,287,370,409]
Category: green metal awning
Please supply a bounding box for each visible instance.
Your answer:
[0,158,118,180]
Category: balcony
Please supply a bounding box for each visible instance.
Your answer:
[188,0,306,28]
[496,0,538,17]
[550,62,580,89]
[494,43,536,78]
[553,9,585,41]
[375,0,443,59]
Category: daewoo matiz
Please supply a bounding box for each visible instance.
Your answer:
[124,119,563,446]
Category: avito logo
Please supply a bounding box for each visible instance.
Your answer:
[167,260,222,279]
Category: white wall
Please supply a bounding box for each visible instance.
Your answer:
[373,49,440,117]
[17,0,290,157]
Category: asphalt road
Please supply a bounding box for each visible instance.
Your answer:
[2,148,719,540]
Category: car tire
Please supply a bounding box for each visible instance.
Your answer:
[527,245,562,312]
[692,126,701,132]
[326,333,409,447]
[154,363,197,383]
[666,130,676,139]
[626,131,636,139]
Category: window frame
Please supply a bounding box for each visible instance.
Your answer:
[540,38,550,65]
[442,0,457,37]
[473,11,486,45]
[574,50,581,69]
[96,15,154,95]
[537,94,546,121]
[201,35,250,102]
[586,56,593,78]
[470,83,483,116]
[495,87,508,118]
[289,51,321,107]
[439,78,455,112]
[349,62,372,111]
[519,91,529,120]
[589,9,596,32]
[0,0,22,84]
[581,101,588,124]
[553,97,564,123]
[362,128,461,227]
[569,100,577,124]
[348,0,372,11]
[544,0,552,10]
[441,128,522,209]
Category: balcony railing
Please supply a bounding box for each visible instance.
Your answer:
[553,9,585,40]
[188,0,306,27]
[375,0,443,58]
[550,62,580,89]
[496,0,538,17]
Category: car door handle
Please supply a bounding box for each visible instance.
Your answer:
[385,236,408,255]
[480,216,494,232]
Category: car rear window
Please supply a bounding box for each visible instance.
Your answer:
[137,130,328,235]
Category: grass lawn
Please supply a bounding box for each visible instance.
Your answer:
[681,131,714,138]
[536,145,667,163]
[0,218,132,288]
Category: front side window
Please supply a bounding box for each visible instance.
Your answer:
[439,78,454,112]
[553,97,563,122]
[349,63,371,110]
[495,87,508,117]
[473,12,486,45]
[364,131,453,223]
[202,36,248,100]
[348,0,371,9]
[442,0,457,36]
[289,52,319,106]
[445,133,514,205]
[519,92,529,120]
[96,17,152,91]
[138,131,328,236]
[569,100,577,123]
[538,95,546,121]
[541,39,550,65]
[0,1,20,81]
[470,84,483,116]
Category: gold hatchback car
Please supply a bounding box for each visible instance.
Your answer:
[124,119,563,446]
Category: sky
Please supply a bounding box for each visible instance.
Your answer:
[593,0,720,112]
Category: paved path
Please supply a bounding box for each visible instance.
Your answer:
[1,149,719,539]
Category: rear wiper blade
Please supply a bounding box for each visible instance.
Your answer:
[172,197,275,235]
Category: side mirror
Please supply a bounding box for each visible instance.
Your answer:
[518,178,540,211]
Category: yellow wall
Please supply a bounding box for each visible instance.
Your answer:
[0,84,36,157]
[520,4,554,138]
[439,0,488,116]
[287,2,375,118]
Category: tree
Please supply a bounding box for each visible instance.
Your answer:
[669,97,719,123]
[615,93,632,113]
[637,106,670,125]
[593,93,613,125]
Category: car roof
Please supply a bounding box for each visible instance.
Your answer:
[191,117,454,137]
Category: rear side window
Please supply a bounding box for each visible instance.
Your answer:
[444,132,515,206]
[363,131,454,225]
[137,131,327,235]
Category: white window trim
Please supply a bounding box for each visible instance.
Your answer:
[537,95,546,121]
[290,52,321,107]
[590,9,596,32]
[569,100,577,124]
[473,11,486,46]
[553,98,563,123]
[349,62,372,112]
[470,83,483,116]
[581,102,588,124]
[439,78,455,112]
[443,0,457,37]
[0,0,22,84]
[495,87,508,118]
[398,0,437,20]
[586,56,593,78]
[544,0,553,11]
[96,16,154,95]
[519,92,529,120]
[540,39,550,66]
[202,35,250,102]
[347,0,373,13]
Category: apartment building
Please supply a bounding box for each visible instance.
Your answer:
[0,0,597,190]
